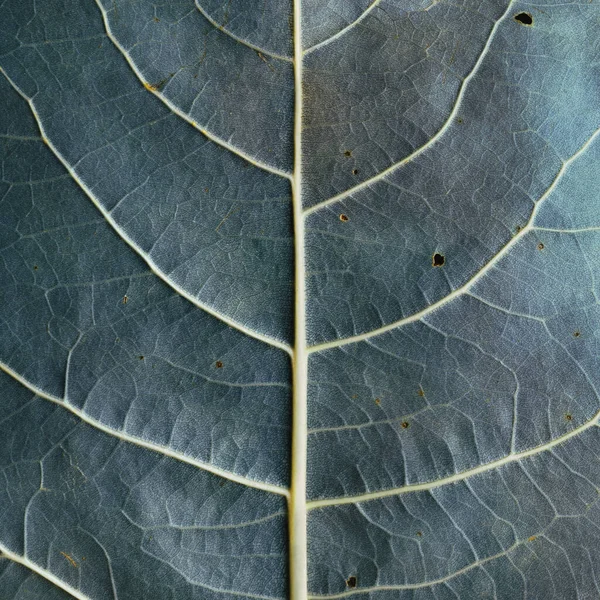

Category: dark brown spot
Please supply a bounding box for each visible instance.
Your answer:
[139,355,144,360]
[457,117,463,124]
[528,535,537,542]
[352,169,359,175]
[339,213,349,222]
[215,360,224,368]
[417,387,425,397]
[401,421,410,429]
[344,150,352,157]
[416,531,423,537]
[33,265,38,270]
[346,576,357,589]
[153,17,160,22]
[432,253,445,267]
[537,243,545,250]
[123,295,128,305]
[374,398,381,405]
[565,413,573,421]
[574,331,581,338]
[515,225,522,233]
[514,12,533,25]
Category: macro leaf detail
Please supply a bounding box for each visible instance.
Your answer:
[1,1,600,599]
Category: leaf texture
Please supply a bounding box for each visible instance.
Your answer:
[1,0,600,599]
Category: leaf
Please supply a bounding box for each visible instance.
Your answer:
[1,1,600,599]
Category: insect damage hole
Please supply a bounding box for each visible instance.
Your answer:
[346,576,357,589]
[537,242,545,250]
[339,213,349,222]
[352,169,359,175]
[565,413,573,422]
[215,360,224,368]
[514,12,533,25]
[401,421,410,429]
[432,253,445,267]
[344,150,352,157]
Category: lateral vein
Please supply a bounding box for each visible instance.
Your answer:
[0,67,292,357]
[195,0,293,62]
[0,361,290,497]
[0,542,90,600]
[93,0,292,180]
[306,408,600,509]
[303,0,383,55]
[307,122,600,352]
[303,0,516,216]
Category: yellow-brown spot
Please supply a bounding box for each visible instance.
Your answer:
[60,552,78,568]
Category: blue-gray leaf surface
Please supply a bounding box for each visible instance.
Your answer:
[1,1,600,599]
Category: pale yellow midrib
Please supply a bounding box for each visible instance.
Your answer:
[289,0,309,599]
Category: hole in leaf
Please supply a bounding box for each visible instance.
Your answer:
[139,356,144,360]
[344,150,352,157]
[215,361,224,368]
[339,214,349,222]
[123,295,128,305]
[417,387,425,397]
[514,12,533,25]
[574,331,581,338]
[457,117,463,124]
[416,531,423,537]
[346,576,357,589]
[565,413,573,421]
[528,535,537,542]
[537,243,544,250]
[374,398,381,405]
[352,169,359,175]
[432,253,445,267]
[33,265,38,270]
[401,421,410,429]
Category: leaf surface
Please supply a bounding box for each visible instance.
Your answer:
[1,0,600,599]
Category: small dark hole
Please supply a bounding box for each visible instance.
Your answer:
[565,413,573,421]
[374,398,381,405]
[417,387,425,397]
[339,214,349,222]
[401,421,410,429]
[139,355,144,360]
[346,576,357,589]
[457,117,463,124]
[537,243,544,250]
[215,360,224,368]
[514,12,533,25]
[344,150,352,157]
[432,253,445,267]
[574,331,581,338]
[416,531,423,537]
[352,169,359,175]
[33,265,38,270]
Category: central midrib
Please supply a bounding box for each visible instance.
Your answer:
[289,0,309,599]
